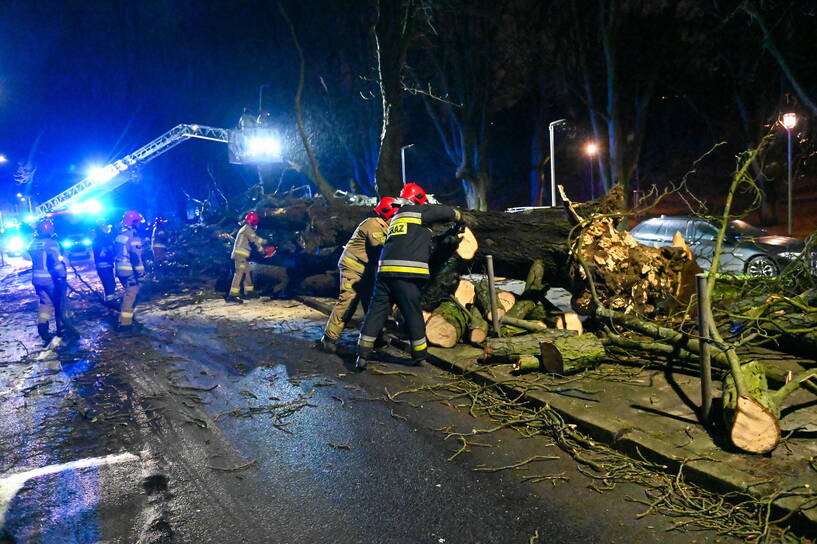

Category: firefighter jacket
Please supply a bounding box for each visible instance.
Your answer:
[27,235,67,287]
[152,224,170,250]
[114,226,145,279]
[93,225,116,269]
[378,204,461,279]
[338,216,388,273]
[231,224,266,260]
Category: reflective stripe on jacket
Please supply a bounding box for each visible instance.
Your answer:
[27,236,66,287]
[231,224,266,260]
[114,226,144,278]
[377,204,460,279]
[338,216,388,273]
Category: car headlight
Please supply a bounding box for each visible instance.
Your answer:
[82,238,92,246]
[5,236,24,252]
[778,251,802,260]
[62,240,74,248]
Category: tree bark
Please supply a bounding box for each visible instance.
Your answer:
[539,335,606,374]
[484,330,577,360]
[426,299,471,348]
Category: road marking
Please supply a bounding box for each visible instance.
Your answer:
[0,452,138,526]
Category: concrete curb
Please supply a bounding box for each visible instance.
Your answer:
[296,295,817,535]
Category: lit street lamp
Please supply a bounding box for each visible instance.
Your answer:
[782,112,798,235]
[548,119,567,207]
[401,143,414,185]
[585,142,598,200]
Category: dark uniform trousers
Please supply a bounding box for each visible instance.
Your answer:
[96,263,117,302]
[35,281,69,335]
[357,276,428,361]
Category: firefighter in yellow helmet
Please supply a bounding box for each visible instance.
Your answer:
[318,197,398,353]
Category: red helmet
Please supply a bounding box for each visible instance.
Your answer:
[374,197,400,221]
[400,182,428,205]
[36,218,54,236]
[245,212,260,226]
[123,210,143,227]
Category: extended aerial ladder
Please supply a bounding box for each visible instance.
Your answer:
[34,123,280,218]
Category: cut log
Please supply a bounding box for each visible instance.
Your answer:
[426,299,471,348]
[468,305,488,344]
[497,291,516,312]
[730,396,781,455]
[500,315,548,332]
[455,227,479,259]
[500,300,537,336]
[539,335,606,374]
[555,312,584,334]
[484,330,577,360]
[512,355,541,373]
[474,279,500,319]
[453,280,476,307]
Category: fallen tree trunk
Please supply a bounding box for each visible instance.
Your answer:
[484,330,577,359]
[722,361,781,454]
[538,335,606,374]
[499,300,537,336]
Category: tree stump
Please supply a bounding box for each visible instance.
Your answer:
[722,361,781,454]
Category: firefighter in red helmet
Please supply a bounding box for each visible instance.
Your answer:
[27,217,78,343]
[318,197,398,353]
[114,210,145,329]
[356,183,462,368]
[226,211,275,303]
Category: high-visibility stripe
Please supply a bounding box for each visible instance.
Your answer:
[115,235,129,243]
[358,334,377,347]
[411,342,427,352]
[230,287,240,294]
[411,337,427,347]
[234,249,250,257]
[379,266,429,275]
[97,263,113,269]
[117,265,133,271]
[105,295,117,301]
[33,272,52,278]
[152,243,166,248]
[244,286,254,292]
[341,255,366,273]
[391,216,422,226]
[379,259,428,269]
[237,263,247,269]
[38,313,51,320]
[391,211,422,221]
[120,312,133,318]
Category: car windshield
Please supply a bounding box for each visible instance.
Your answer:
[727,219,766,238]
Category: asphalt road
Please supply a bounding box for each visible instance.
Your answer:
[0,260,730,543]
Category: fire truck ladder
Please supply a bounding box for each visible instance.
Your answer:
[35,124,229,217]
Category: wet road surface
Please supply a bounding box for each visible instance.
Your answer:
[0,260,731,543]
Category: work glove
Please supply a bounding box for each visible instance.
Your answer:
[264,246,277,259]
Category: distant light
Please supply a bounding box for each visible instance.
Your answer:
[6,236,24,252]
[62,240,74,248]
[88,165,118,183]
[82,238,92,246]
[4,221,17,229]
[70,199,103,216]
[782,112,798,130]
[0,155,8,163]
[585,142,599,156]
[190,124,200,131]
[16,193,22,198]
[247,136,282,158]
[23,215,37,223]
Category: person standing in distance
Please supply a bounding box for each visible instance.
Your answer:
[356,183,462,368]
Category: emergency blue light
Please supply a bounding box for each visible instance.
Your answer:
[6,236,24,252]
[82,238,92,246]
[62,240,74,248]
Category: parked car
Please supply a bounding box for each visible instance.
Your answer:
[60,232,93,262]
[630,215,808,277]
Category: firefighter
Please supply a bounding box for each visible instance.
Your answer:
[226,212,275,303]
[92,219,118,308]
[238,107,257,130]
[151,216,170,265]
[114,210,146,329]
[356,183,462,369]
[27,217,78,343]
[318,197,398,353]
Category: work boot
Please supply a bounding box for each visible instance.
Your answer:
[407,358,426,367]
[224,295,244,304]
[57,322,81,341]
[317,335,338,354]
[37,323,53,344]
[355,356,371,370]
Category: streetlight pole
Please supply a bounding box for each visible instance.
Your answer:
[401,144,414,185]
[258,84,270,113]
[548,119,566,207]
[782,113,797,235]
[585,142,598,200]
